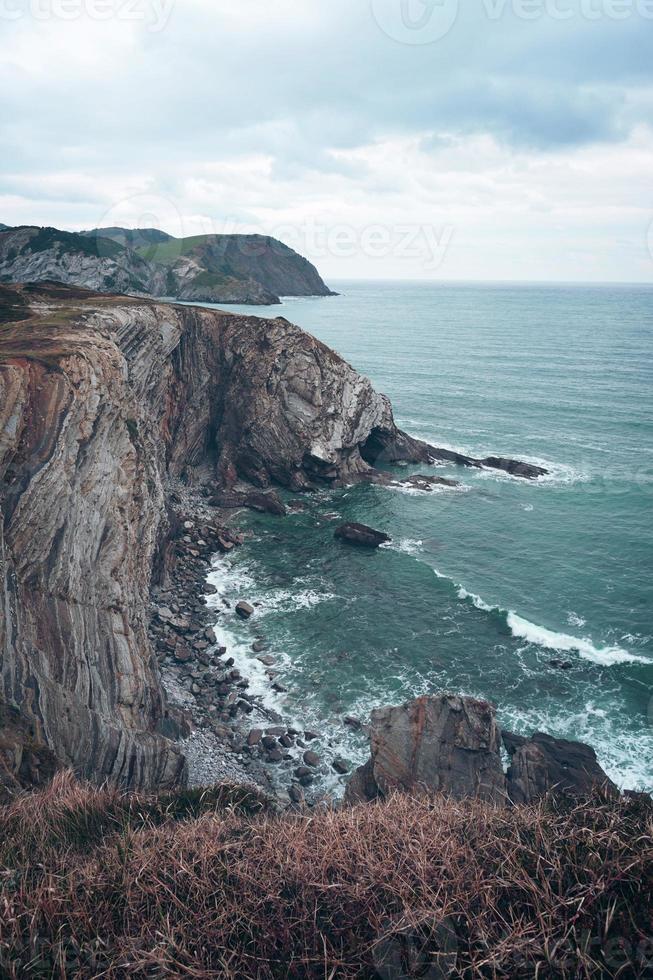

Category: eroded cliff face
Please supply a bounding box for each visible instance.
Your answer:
[0,283,429,790]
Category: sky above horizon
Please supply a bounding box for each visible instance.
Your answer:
[1,0,652,282]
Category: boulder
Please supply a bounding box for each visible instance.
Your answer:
[503,731,618,803]
[236,601,255,619]
[345,694,505,805]
[303,750,320,768]
[244,491,287,517]
[288,784,304,804]
[400,474,459,491]
[480,456,547,479]
[173,645,193,664]
[334,523,391,548]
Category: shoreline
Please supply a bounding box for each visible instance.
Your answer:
[149,481,352,805]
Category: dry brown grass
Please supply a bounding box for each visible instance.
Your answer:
[0,772,651,978]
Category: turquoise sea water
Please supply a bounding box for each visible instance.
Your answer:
[201,281,653,792]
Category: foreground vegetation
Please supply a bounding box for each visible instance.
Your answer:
[0,773,651,978]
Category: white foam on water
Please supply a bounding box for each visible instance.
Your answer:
[567,610,587,628]
[250,586,339,617]
[506,612,652,666]
[383,538,424,556]
[432,568,652,666]
[381,481,462,498]
[474,456,587,487]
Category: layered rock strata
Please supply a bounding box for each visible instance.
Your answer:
[0,283,548,792]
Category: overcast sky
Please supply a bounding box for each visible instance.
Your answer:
[1,0,652,281]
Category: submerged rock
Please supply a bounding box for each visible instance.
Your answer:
[334,523,391,548]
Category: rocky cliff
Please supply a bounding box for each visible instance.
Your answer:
[0,225,336,305]
[0,283,462,791]
[136,232,337,303]
[0,283,549,792]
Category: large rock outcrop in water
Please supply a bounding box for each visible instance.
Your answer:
[346,695,506,804]
[0,283,547,791]
[345,694,617,805]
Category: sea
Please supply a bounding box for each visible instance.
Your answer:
[195,280,653,793]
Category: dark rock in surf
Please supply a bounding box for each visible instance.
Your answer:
[503,731,618,803]
[334,523,391,548]
[236,601,255,620]
[344,694,618,808]
[344,694,505,805]
[480,456,547,479]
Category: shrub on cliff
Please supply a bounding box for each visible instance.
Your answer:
[0,773,651,978]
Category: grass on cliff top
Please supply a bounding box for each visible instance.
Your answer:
[0,773,651,979]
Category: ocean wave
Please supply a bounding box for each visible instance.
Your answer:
[506,612,651,666]
[207,560,337,615]
[436,571,652,667]
[473,456,587,487]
